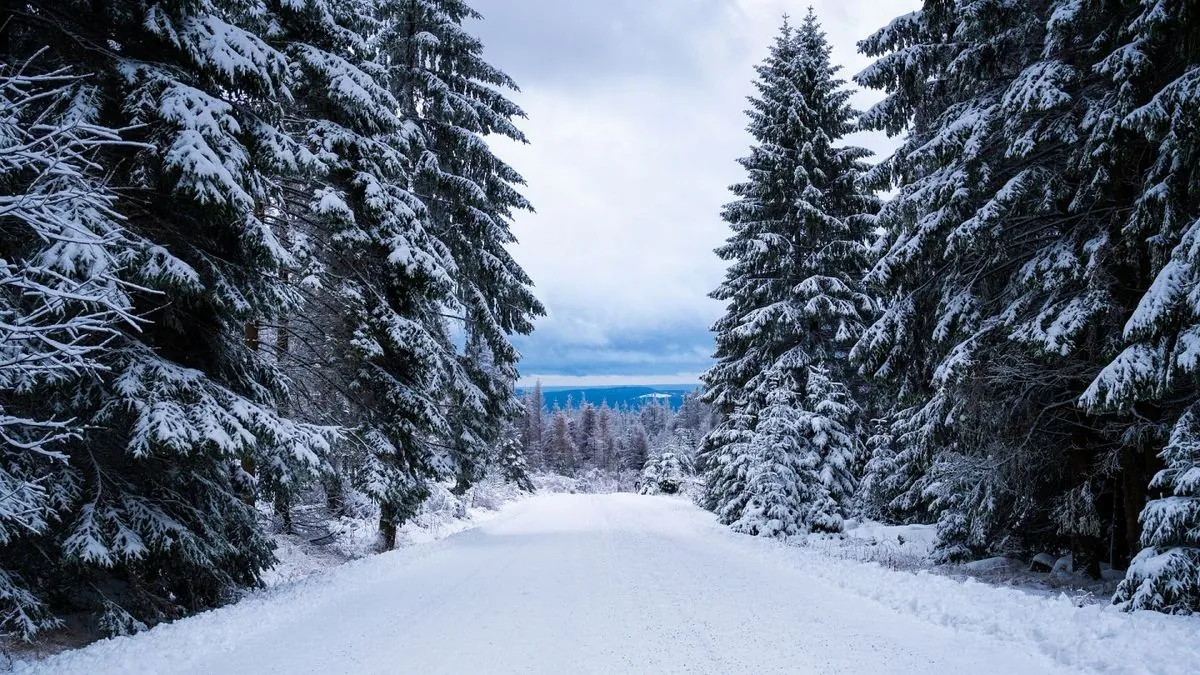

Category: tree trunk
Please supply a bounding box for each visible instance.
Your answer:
[275,492,294,534]
[239,320,262,505]
[324,473,345,515]
[1069,428,1103,580]
[245,320,260,352]
[1118,404,1167,567]
[379,502,398,551]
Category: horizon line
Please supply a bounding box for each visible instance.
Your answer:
[515,373,703,388]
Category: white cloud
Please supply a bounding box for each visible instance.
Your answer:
[472,0,921,379]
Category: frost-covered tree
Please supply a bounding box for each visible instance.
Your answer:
[376,0,544,494]
[0,0,545,637]
[855,405,940,524]
[1114,403,1200,613]
[575,402,599,465]
[853,0,1200,581]
[702,11,876,417]
[639,400,670,439]
[0,0,337,634]
[724,372,834,537]
[495,424,535,493]
[272,0,459,550]
[625,423,651,472]
[805,365,858,516]
[638,448,694,497]
[519,381,546,469]
[594,405,618,471]
[674,391,710,436]
[0,60,143,639]
[853,0,1154,566]
[700,11,876,527]
[544,411,578,476]
[698,407,756,514]
[1071,0,1200,610]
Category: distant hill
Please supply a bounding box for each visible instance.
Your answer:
[518,384,699,410]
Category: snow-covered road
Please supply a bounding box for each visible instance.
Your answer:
[18,494,1200,674]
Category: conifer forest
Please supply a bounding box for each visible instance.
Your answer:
[2,0,1200,670]
[697,3,1200,617]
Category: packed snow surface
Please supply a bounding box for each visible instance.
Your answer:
[17,494,1200,674]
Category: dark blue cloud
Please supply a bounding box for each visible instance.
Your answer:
[514,322,714,378]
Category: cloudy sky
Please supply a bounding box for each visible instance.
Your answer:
[467,0,919,387]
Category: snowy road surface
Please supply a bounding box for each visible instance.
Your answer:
[19,494,1200,674]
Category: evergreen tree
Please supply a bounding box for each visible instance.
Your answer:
[1072,0,1200,610]
[595,405,617,471]
[495,424,535,493]
[0,0,547,636]
[805,365,858,518]
[639,446,694,496]
[519,382,546,470]
[0,60,142,638]
[674,392,710,436]
[376,0,544,494]
[1114,403,1200,613]
[852,0,1200,582]
[700,11,877,530]
[1,0,338,634]
[855,407,937,524]
[635,400,667,439]
[545,411,578,476]
[267,0,457,551]
[702,11,876,416]
[724,372,823,537]
[700,406,757,519]
[625,423,651,472]
[576,402,599,465]
[852,0,1164,566]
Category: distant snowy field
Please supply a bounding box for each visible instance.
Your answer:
[12,494,1199,674]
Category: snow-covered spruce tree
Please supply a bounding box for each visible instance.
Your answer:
[805,365,858,517]
[639,400,670,439]
[1114,404,1200,613]
[638,445,694,497]
[519,381,546,470]
[625,423,651,473]
[544,410,578,476]
[697,407,756,513]
[595,405,619,471]
[268,0,460,550]
[575,402,599,466]
[376,0,544,495]
[1070,0,1200,611]
[725,370,835,537]
[0,60,144,639]
[699,11,877,525]
[852,0,1179,566]
[495,423,535,493]
[1,0,336,633]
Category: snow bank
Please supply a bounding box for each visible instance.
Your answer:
[722,519,1200,675]
[263,478,525,587]
[9,494,534,675]
[805,520,937,570]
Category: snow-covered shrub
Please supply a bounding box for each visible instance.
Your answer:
[639,452,694,495]
[1114,406,1200,614]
